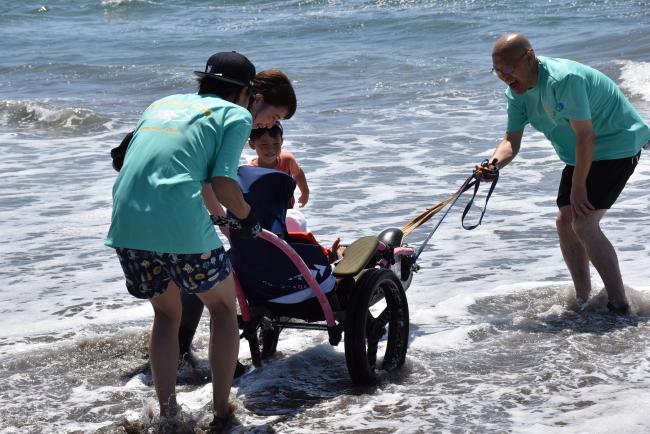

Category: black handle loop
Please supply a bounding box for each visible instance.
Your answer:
[461,159,499,230]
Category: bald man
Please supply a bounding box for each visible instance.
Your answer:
[482,33,650,314]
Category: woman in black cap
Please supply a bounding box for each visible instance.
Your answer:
[106,51,296,432]
[179,68,299,369]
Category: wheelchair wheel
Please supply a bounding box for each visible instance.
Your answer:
[393,253,414,291]
[245,317,281,367]
[260,322,281,359]
[344,268,409,386]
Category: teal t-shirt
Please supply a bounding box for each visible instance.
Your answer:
[106,93,252,254]
[506,56,650,165]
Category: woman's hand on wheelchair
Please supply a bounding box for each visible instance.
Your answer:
[211,209,262,239]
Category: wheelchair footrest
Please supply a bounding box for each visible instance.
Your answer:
[332,236,378,277]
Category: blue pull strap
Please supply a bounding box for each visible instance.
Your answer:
[461,159,499,230]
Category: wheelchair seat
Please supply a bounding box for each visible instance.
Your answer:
[229,166,336,307]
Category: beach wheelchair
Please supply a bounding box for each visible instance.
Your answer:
[227,166,415,386]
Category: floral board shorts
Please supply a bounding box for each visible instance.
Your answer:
[114,247,232,299]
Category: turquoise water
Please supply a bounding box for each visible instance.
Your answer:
[1,1,649,433]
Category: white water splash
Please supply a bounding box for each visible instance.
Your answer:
[617,60,650,102]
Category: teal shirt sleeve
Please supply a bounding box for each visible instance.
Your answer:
[554,75,591,121]
[210,108,252,180]
[506,92,528,132]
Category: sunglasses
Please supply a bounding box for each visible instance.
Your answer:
[491,49,530,76]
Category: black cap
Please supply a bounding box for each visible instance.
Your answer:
[193,51,256,87]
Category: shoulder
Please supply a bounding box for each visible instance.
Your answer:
[144,93,186,111]
[224,105,252,128]
[279,152,301,175]
[198,94,253,124]
[280,151,297,161]
[280,152,300,167]
[541,56,593,88]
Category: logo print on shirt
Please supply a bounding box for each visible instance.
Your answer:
[555,102,565,113]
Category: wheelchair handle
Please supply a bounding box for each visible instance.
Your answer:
[258,229,337,328]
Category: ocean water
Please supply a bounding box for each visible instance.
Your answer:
[1,1,649,433]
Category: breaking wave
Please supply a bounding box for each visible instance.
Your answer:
[0,100,110,135]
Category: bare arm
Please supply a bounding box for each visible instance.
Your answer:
[202,183,230,240]
[569,119,596,217]
[490,130,523,169]
[210,176,251,220]
[294,168,310,207]
[202,183,226,217]
[475,130,523,178]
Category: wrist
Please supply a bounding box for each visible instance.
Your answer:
[571,172,588,186]
[233,204,251,221]
[239,207,255,224]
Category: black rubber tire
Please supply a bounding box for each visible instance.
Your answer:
[394,254,414,291]
[260,323,281,359]
[246,317,282,367]
[344,268,409,386]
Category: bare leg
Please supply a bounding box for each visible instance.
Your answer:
[149,281,182,417]
[556,206,591,301]
[571,209,628,309]
[197,273,239,417]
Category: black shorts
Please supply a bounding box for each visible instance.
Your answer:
[556,152,640,209]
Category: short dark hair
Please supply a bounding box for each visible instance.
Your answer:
[254,69,297,119]
[196,75,245,101]
[250,121,283,141]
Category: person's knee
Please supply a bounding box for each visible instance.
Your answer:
[570,217,599,241]
[153,304,182,323]
[151,299,182,324]
[150,284,183,324]
[205,298,237,318]
[555,210,574,236]
[197,276,237,317]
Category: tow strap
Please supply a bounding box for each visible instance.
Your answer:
[402,160,499,261]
